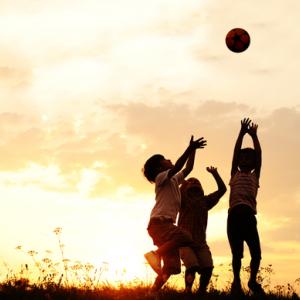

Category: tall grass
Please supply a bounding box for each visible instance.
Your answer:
[0,227,299,300]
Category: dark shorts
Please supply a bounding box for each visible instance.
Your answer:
[147,217,193,247]
[147,217,194,275]
[227,205,261,260]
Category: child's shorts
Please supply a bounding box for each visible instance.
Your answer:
[180,244,213,270]
[147,217,194,249]
[147,217,194,275]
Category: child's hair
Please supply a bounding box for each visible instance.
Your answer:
[238,147,256,165]
[143,154,164,183]
[180,177,204,196]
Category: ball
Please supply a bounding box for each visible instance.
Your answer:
[225,28,250,53]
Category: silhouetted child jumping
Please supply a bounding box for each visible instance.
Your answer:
[143,135,206,291]
[227,118,264,295]
[178,166,226,295]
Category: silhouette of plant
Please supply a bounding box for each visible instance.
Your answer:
[0,228,299,300]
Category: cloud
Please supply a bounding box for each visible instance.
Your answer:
[106,101,300,243]
[1,101,299,211]
[107,100,252,141]
[0,48,34,113]
[0,0,299,285]
[0,66,31,89]
[0,108,149,196]
[0,112,28,128]
[258,107,300,213]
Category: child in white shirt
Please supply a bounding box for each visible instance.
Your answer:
[143,135,206,291]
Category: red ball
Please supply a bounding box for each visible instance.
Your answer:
[225,28,250,53]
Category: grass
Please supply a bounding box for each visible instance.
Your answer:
[1,282,300,300]
[1,227,299,300]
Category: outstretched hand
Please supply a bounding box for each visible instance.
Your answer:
[240,118,251,134]
[248,122,258,137]
[206,166,218,174]
[189,135,207,150]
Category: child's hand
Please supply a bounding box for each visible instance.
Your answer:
[240,118,251,134]
[189,135,207,150]
[206,166,218,174]
[248,122,258,137]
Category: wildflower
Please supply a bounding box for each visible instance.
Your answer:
[53,227,62,235]
[84,263,94,272]
[42,258,52,264]
[28,250,38,256]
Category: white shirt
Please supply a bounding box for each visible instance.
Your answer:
[150,169,185,223]
[229,170,259,214]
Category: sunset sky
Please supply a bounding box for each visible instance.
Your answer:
[0,0,299,288]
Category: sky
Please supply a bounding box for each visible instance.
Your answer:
[0,0,299,289]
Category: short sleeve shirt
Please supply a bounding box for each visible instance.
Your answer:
[229,170,259,214]
[150,170,185,223]
[178,192,220,246]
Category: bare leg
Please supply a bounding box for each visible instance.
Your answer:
[151,273,170,291]
[232,256,242,285]
[248,258,264,294]
[198,267,213,294]
[231,257,243,295]
[249,257,260,283]
[184,267,196,293]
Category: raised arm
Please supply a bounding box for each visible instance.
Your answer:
[206,166,227,209]
[248,122,262,179]
[231,118,251,176]
[182,149,196,178]
[168,135,207,179]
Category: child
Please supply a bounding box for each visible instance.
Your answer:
[178,166,226,294]
[227,118,264,295]
[143,135,207,291]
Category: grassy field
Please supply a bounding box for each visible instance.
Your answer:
[1,228,299,299]
[1,262,299,300]
[0,281,300,300]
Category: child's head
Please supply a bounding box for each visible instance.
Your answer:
[238,147,256,172]
[143,154,173,183]
[181,177,204,197]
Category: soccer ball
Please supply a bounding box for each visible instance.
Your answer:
[225,28,250,53]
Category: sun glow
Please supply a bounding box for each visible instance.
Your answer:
[31,59,111,106]
[1,0,300,291]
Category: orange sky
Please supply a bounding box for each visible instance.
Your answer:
[0,0,299,289]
